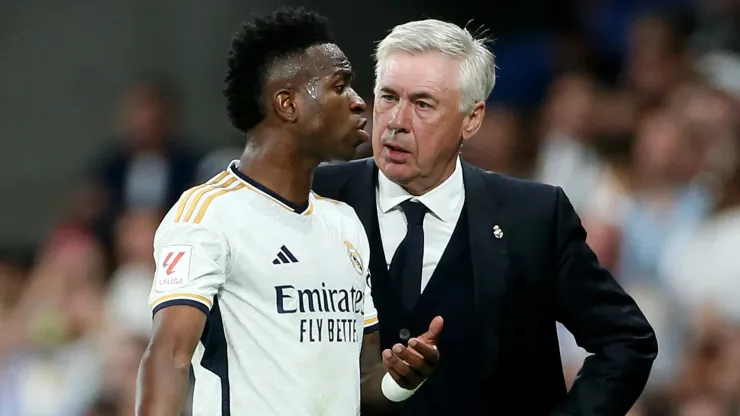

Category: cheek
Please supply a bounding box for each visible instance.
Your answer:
[413,124,460,166]
[371,127,383,149]
[410,124,439,156]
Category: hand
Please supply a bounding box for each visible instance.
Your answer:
[382,316,443,389]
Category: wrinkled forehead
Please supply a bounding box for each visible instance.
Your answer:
[375,52,460,98]
[304,43,352,76]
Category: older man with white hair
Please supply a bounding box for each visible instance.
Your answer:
[313,18,657,415]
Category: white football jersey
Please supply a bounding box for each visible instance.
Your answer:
[148,161,378,416]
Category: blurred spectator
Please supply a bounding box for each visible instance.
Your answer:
[616,103,713,287]
[661,96,740,324]
[625,11,695,106]
[462,106,526,176]
[535,71,604,213]
[689,0,740,55]
[0,247,32,315]
[104,209,160,340]
[84,76,198,259]
[0,233,107,415]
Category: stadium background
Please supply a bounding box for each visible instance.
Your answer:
[1,0,740,414]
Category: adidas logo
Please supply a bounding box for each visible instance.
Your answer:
[272,245,299,265]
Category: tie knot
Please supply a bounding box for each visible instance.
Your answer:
[400,200,427,226]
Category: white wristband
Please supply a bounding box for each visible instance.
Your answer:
[381,372,424,402]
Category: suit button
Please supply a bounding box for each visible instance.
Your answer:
[399,328,411,341]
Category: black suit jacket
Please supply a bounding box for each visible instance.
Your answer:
[312,158,657,415]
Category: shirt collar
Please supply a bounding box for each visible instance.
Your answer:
[377,157,464,222]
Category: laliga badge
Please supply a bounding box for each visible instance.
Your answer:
[493,225,503,239]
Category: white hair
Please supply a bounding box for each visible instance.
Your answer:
[374,19,496,113]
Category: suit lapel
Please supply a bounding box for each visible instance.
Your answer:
[462,161,509,377]
[342,159,391,284]
[345,158,378,239]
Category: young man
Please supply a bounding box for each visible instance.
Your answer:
[135,8,441,416]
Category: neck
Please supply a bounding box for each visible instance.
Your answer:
[402,156,458,196]
[239,129,320,207]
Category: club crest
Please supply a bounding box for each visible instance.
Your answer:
[344,240,364,275]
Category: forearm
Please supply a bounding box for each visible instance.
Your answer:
[135,346,191,416]
[558,337,656,415]
[552,186,658,414]
[360,331,396,413]
[361,362,396,413]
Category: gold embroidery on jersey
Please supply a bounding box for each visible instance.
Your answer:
[193,183,247,224]
[312,192,341,204]
[175,171,229,222]
[152,293,213,308]
[302,201,314,216]
[183,177,237,222]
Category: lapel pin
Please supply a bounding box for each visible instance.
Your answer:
[493,225,503,239]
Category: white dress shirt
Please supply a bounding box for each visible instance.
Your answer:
[376,157,466,293]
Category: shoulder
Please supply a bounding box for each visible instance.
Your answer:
[464,164,569,236]
[312,192,367,241]
[160,171,247,231]
[471,164,561,207]
[313,158,372,197]
[315,158,370,177]
[313,192,362,224]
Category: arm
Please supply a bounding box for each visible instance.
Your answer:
[551,187,658,416]
[359,281,442,413]
[137,306,206,416]
[360,330,392,414]
[353,214,441,412]
[359,273,394,412]
[135,220,229,416]
[360,325,442,413]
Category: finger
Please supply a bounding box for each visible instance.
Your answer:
[382,349,406,383]
[396,341,434,377]
[428,316,444,340]
[408,338,440,364]
[419,316,444,344]
[382,348,410,380]
[386,345,425,387]
[392,343,432,380]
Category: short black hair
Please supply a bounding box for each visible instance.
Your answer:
[224,7,335,133]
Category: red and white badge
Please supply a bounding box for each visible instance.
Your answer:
[155,245,192,291]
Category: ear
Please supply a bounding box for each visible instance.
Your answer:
[461,101,486,141]
[272,88,298,123]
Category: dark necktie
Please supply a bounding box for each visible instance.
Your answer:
[390,199,427,313]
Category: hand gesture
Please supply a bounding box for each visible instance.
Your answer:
[382,316,443,390]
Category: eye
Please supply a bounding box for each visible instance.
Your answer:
[381,94,397,102]
[416,101,431,109]
[335,84,346,93]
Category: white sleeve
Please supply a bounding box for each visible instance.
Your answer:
[363,271,379,334]
[356,217,379,334]
[148,221,230,316]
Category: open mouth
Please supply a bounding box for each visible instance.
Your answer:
[384,143,409,153]
[383,143,411,162]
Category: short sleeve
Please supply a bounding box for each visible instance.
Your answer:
[363,272,379,334]
[355,216,379,334]
[149,222,230,317]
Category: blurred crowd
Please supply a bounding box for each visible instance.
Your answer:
[1,1,740,415]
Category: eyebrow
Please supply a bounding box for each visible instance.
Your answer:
[379,86,438,103]
[333,67,353,80]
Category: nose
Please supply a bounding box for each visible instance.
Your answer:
[349,90,366,114]
[387,100,411,134]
